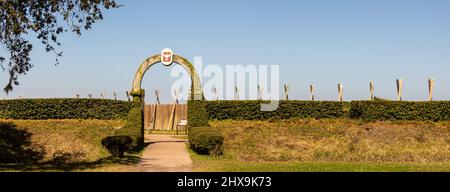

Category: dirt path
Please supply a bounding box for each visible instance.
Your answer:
[135,134,193,172]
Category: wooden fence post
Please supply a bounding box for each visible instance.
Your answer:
[113,92,117,100]
[235,86,239,100]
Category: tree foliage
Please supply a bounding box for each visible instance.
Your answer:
[0,0,120,93]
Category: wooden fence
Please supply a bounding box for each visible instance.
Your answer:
[144,104,187,130]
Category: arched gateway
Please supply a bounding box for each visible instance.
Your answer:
[130,49,203,101]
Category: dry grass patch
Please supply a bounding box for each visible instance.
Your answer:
[210,119,450,163]
[0,119,125,163]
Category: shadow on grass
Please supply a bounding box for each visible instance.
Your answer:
[0,122,45,163]
[0,155,142,172]
[0,122,149,172]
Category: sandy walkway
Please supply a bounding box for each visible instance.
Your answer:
[135,134,193,172]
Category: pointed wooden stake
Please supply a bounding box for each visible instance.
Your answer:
[396,79,403,101]
[338,84,344,101]
[152,90,160,130]
[155,90,161,105]
[168,89,179,130]
[284,84,290,100]
[257,85,263,100]
[310,84,315,101]
[370,81,374,101]
[125,91,130,101]
[212,87,219,101]
[428,78,435,101]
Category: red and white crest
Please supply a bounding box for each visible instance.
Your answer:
[161,48,173,66]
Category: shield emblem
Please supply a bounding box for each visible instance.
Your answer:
[161,48,173,66]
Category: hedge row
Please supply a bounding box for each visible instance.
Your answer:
[188,100,209,127]
[0,99,134,120]
[350,101,450,121]
[189,127,223,157]
[205,100,346,120]
[114,106,144,149]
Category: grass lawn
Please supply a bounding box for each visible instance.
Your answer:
[210,119,450,163]
[188,119,450,172]
[0,119,145,172]
[189,147,450,172]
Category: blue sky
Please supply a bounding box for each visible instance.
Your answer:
[1,0,449,103]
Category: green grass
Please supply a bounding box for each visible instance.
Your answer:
[188,146,450,172]
[0,119,147,172]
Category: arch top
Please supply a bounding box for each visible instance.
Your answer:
[131,53,202,101]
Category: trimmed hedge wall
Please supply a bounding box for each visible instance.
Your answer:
[188,100,209,127]
[350,101,450,121]
[0,98,133,120]
[114,106,144,149]
[189,127,223,157]
[206,100,346,120]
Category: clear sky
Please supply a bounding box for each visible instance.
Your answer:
[1,0,449,103]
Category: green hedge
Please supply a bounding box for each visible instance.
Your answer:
[350,101,450,121]
[101,135,133,157]
[206,100,346,120]
[0,98,133,120]
[189,127,223,157]
[114,106,144,149]
[188,100,209,127]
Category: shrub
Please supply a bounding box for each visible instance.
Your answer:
[0,98,133,120]
[188,100,209,127]
[114,106,144,149]
[350,101,450,121]
[206,100,346,120]
[101,135,133,157]
[189,127,223,157]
